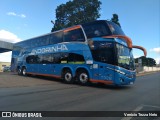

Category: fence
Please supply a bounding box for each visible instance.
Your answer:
[136,66,160,73]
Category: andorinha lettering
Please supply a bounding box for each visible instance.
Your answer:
[31,44,68,54]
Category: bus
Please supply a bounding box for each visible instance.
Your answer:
[11,20,147,86]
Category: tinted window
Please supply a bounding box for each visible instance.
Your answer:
[21,41,30,49]
[26,55,39,64]
[107,21,125,35]
[64,29,85,42]
[40,54,53,64]
[60,53,68,63]
[32,38,40,47]
[91,42,115,65]
[83,23,110,38]
[53,53,61,64]
[50,31,63,44]
[31,38,36,48]
[41,36,50,46]
[67,53,85,64]
[26,53,85,64]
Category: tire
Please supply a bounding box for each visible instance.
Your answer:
[77,70,89,85]
[17,68,22,75]
[22,67,27,76]
[62,69,73,84]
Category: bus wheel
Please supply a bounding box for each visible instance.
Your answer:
[22,67,27,76]
[77,70,89,85]
[63,69,73,84]
[17,68,21,75]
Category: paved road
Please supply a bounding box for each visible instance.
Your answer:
[0,72,159,120]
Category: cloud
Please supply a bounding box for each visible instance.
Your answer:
[0,30,21,62]
[7,12,16,16]
[150,47,160,54]
[20,14,26,18]
[155,57,160,64]
[134,55,141,58]
[0,52,12,62]
[7,12,26,18]
[0,30,21,43]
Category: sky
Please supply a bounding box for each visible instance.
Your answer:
[0,0,160,64]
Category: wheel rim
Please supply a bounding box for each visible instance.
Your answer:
[22,69,26,76]
[79,73,88,84]
[18,69,21,74]
[65,72,72,82]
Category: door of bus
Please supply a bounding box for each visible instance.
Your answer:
[98,64,115,82]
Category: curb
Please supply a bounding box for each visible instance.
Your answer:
[136,71,160,77]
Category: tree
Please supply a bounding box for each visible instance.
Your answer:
[135,56,156,66]
[111,14,121,27]
[51,0,101,32]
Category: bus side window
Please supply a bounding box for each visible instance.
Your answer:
[40,35,50,46]
[50,31,63,44]
[40,54,53,64]
[31,39,35,48]
[33,38,40,47]
[60,53,68,63]
[26,55,39,64]
[53,53,61,64]
[64,29,85,42]
[38,36,49,46]
[68,53,85,64]
[23,41,30,49]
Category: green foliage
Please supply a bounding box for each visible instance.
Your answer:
[135,56,156,66]
[51,0,102,32]
[111,14,121,27]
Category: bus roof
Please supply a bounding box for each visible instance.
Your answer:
[15,20,123,44]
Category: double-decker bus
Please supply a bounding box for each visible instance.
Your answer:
[11,20,147,85]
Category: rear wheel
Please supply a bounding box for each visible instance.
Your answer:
[17,68,21,75]
[77,70,89,85]
[22,67,27,76]
[62,69,73,84]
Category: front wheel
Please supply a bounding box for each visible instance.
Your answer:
[77,70,89,85]
[62,69,73,84]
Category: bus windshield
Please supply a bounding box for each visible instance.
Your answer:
[116,43,135,70]
[90,42,135,70]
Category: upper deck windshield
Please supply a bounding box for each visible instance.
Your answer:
[107,21,125,35]
[82,20,125,38]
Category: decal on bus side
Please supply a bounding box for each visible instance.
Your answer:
[31,44,68,54]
